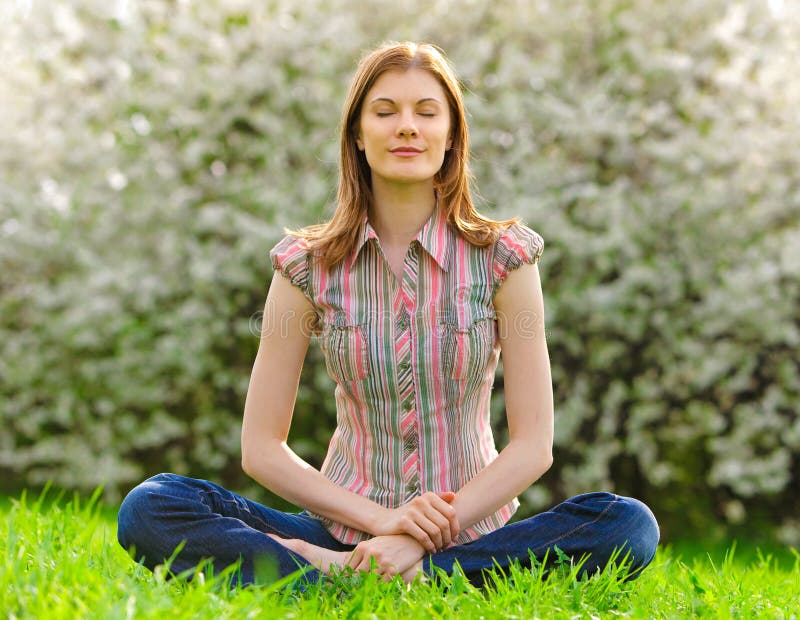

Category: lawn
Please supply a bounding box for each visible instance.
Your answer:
[2,488,798,619]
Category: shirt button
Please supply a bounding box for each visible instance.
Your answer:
[397,317,409,330]
[404,435,417,452]
[403,397,414,411]
[398,360,410,372]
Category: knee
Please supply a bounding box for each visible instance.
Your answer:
[117,473,180,551]
[612,496,660,572]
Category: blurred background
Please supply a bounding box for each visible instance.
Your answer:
[1,0,798,545]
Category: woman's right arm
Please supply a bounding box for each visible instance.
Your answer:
[241,270,458,552]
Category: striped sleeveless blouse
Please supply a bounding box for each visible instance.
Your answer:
[269,201,544,545]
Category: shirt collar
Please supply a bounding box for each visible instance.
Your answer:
[346,194,454,272]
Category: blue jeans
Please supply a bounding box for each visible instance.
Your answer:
[117,473,659,587]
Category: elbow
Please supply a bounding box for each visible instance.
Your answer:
[241,451,270,487]
[526,442,553,480]
[241,438,280,486]
[511,436,553,479]
[241,451,255,479]
[540,450,554,475]
[240,441,263,480]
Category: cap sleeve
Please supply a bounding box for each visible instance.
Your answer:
[269,234,312,297]
[492,222,544,294]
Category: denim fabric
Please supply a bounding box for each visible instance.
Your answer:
[117,473,659,587]
[116,473,346,587]
[424,491,660,586]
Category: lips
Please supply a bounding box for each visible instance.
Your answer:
[390,146,424,158]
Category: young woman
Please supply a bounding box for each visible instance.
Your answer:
[117,41,659,587]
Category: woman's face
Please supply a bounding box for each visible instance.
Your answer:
[356,68,453,188]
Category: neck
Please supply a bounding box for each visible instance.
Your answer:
[368,177,436,248]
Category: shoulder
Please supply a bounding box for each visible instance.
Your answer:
[493,221,544,265]
[270,233,310,259]
[491,222,544,294]
[269,234,312,293]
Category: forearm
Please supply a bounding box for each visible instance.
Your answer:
[242,440,387,535]
[451,439,552,532]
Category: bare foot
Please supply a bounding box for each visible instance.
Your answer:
[267,534,349,574]
[400,559,425,585]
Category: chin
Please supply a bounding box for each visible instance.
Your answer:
[382,167,440,184]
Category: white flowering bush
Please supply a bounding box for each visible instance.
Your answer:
[1,0,798,539]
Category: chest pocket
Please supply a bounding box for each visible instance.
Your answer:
[320,311,370,383]
[439,308,497,381]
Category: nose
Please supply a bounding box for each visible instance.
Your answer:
[396,110,418,137]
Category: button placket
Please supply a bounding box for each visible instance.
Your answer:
[396,311,409,331]
[396,243,423,501]
[395,302,419,499]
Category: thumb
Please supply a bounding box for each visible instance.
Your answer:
[437,491,456,503]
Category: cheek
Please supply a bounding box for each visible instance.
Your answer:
[429,135,450,158]
[361,130,385,156]
[359,117,383,140]
[362,138,383,164]
[360,136,385,169]
[429,123,451,146]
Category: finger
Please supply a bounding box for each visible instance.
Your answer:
[446,510,459,541]
[445,516,459,542]
[347,547,363,570]
[409,507,443,549]
[428,493,457,521]
[438,491,456,503]
[402,521,436,554]
[421,504,452,548]
[381,566,397,582]
[424,509,451,548]
[373,560,391,577]
[356,557,373,573]
[430,494,460,539]
[416,515,444,551]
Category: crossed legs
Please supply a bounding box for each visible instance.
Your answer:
[118,474,659,587]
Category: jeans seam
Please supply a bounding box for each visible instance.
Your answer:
[531,493,620,556]
[204,488,303,538]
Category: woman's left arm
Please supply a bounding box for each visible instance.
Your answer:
[451,261,555,532]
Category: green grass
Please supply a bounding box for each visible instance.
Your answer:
[2,488,799,619]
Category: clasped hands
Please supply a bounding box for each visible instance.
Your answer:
[350,491,459,581]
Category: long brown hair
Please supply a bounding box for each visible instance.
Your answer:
[286,41,520,271]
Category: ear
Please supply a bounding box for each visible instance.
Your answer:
[446,135,453,150]
[355,125,365,151]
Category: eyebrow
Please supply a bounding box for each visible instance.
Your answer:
[368,97,443,105]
